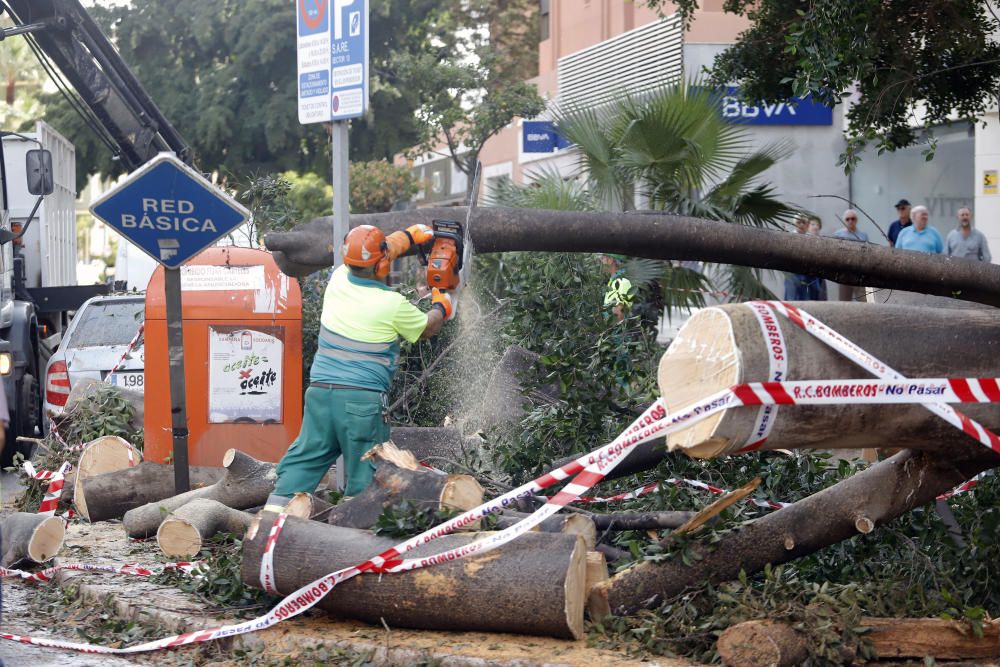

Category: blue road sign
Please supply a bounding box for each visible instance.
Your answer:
[329,0,368,120]
[90,154,249,268]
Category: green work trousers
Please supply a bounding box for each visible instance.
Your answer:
[274,386,388,498]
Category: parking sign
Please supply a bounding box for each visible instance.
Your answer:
[297,0,368,123]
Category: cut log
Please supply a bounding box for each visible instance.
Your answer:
[325,442,483,529]
[156,499,254,558]
[590,511,696,531]
[284,492,334,520]
[585,551,611,622]
[263,207,1000,307]
[241,513,588,639]
[719,617,1000,663]
[598,446,999,614]
[78,462,223,523]
[495,510,597,548]
[72,435,141,521]
[658,303,1000,457]
[0,513,66,567]
[717,620,810,667]
[122,449,275,538]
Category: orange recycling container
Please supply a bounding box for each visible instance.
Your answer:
[144,247,303,466]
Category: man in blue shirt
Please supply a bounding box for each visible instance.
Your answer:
[895,205,944,254]
[887,198,912,247]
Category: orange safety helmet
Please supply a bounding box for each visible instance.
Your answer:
[342,225,390,278]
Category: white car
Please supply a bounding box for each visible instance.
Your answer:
[44,294,145,417]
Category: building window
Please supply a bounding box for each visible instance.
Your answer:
[540,0,550,41]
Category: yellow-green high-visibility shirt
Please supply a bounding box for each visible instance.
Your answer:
[310,265,428,392]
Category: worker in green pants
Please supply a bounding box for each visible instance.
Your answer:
[264,224,455,508]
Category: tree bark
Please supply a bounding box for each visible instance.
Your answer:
[262,208,1000,307]
[659,302,1000,457]
[590,511,696,531]
[78,462,223,522]
[241,514,589,639]
[0,513,65,567]
[156,499,254,558]
[719,617,1000,663]
[122,450,275,538]
[325,442,483,529]
[597,446,1000,615]
[495,510,597,548]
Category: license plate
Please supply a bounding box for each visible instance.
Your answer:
[110,371,144,392]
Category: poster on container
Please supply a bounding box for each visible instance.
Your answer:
[208,326,284,424]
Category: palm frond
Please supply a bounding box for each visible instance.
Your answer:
[486,169,596,211]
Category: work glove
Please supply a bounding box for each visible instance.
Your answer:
[431,288,456,321]
[384,224,434,262]
[405,223,434,245]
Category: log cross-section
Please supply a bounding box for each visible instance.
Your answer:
[0,512,66,567]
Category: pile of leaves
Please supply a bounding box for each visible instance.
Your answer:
[8,382,142,513]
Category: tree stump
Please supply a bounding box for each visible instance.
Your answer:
[325,442,482,529]
[122,449,275,538]
[0,513,66,567]
[241,514,588,639]
[717,620,809,667]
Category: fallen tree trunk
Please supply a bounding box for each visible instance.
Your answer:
[0,513,65,567]
[122,450,275,538]
[718,617,1000,664]
[263,208,1000,307]
[658,303,1000,457]
[78,462,224,523]
[590,511,696,531]
[495,510,597,548]
[325,442,482,529]
[598,446,1000,614]
[241,514,588,639]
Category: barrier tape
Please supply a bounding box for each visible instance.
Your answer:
[739,301,788,452]
[106,323,145,379]
[578,479,789,511]
[0,561,204,583]
[37,461,72,516]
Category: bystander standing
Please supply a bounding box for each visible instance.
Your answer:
[895,206,943,254]
[945,207,992,262]
[887,199,912,247]
[832,209,869,302]
[804,217,827,300]
[783,216,811,300]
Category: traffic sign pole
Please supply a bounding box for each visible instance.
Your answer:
[164,267,190,493]
[331,121,348,268]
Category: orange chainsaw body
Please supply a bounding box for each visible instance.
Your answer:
[424,220,464,290]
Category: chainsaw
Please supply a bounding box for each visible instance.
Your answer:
[417,219,465,291]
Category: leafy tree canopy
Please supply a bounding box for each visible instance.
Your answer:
[39,0,458,182]
[649,0,1000,168]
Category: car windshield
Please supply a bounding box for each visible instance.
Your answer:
[69,300,144,348]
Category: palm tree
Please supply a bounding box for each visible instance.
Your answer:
[552,81,802,301]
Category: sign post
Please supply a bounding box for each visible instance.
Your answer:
[297,0,369,267]
[90,153,249,493]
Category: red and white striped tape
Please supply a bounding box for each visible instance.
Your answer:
[23,460,72,517]
[0,560,204,583]
[578,478,789,511]
[106,323,145,379]
[739,301,788,452]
